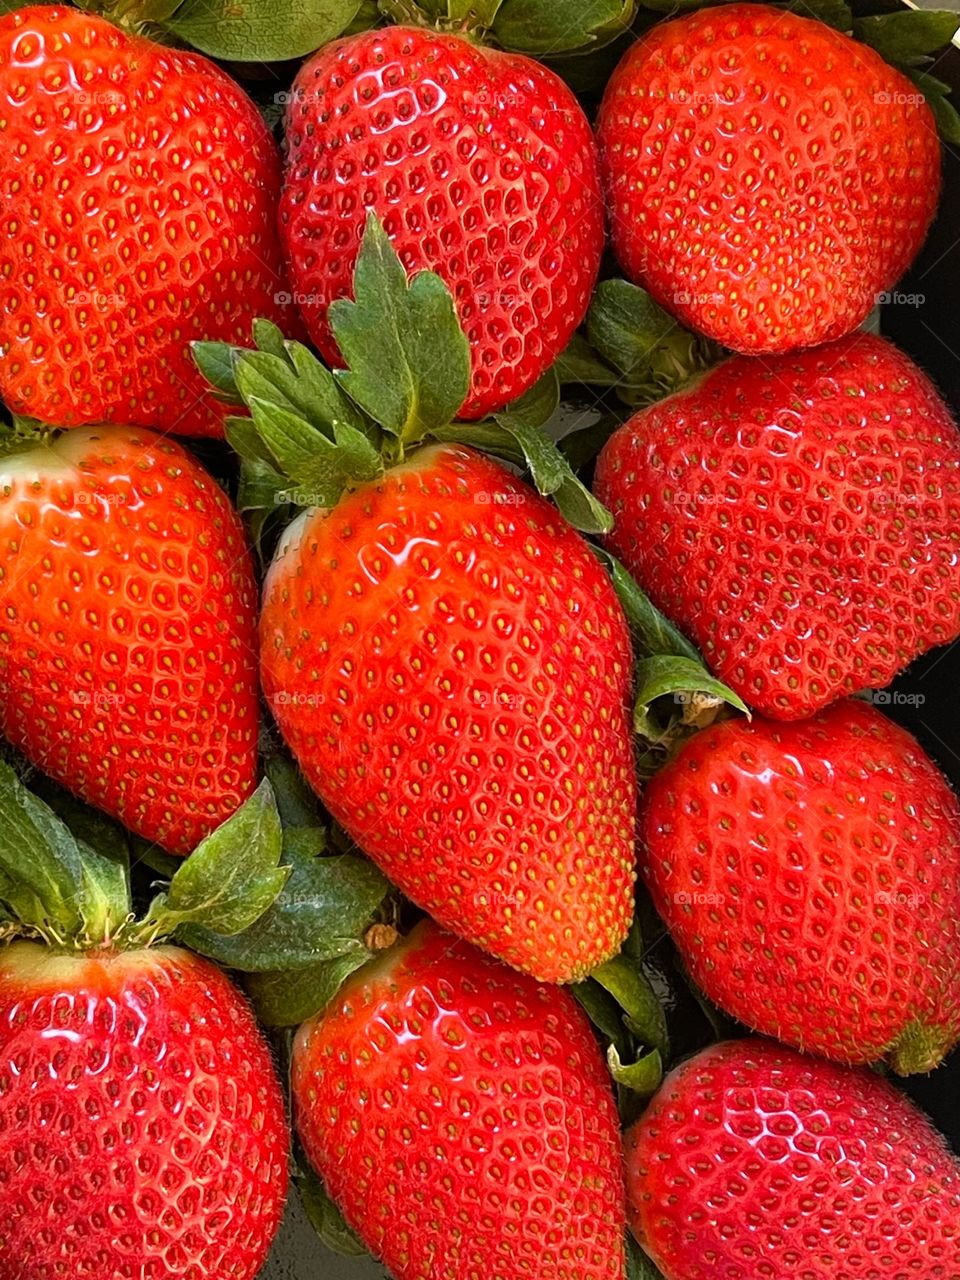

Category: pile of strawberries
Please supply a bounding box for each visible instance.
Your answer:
[0,2,959,1279]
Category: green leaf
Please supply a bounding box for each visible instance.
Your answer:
[264,755,323,829]
[572,979,632,1050]
[179,839,388,972]
[163,0,360,62]
[330,213,471,444]
[608,1044,663,1097]
[592,954,670,1059]
[191,342,242,401]
[558,416,619,473]
[628,1236,666,1280]
[904,70,960,143]
[788,0,851,33]
[633,655,749,739]
[493,0,635,55]
[498,366,561,431]
[296,1162,368,1257]
[235,344,371,440]
[593,549,702,663]
[133,780,287,943]
[491,416,613,535]
[854,10,960,67]
[248,950,370,1027]
[252,319,289,360]
[554,332,621,389]
[0,761,85,936]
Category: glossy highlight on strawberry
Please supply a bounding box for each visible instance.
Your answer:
[0,5,297,437]
[626,1039,960,1280]
[261,445,636,983]
[595,333,960,719]
[279,24,604,419]
[293,920,626,1280]
[0,425,259,854]
[0,943,289,1279]
[598,3,940,353]
[640,699,960,1073]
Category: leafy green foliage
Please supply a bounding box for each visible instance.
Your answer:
[905,71,960,143]
[162,0,360,62]
[633,655,749,741]
[607,1044,662,1097]
[854,9,960,67]
[594,549,701,663]
[493,0,635,55]
[628,1237,666,1280]
[296,1161,368,1257]
[248,950,372,1027]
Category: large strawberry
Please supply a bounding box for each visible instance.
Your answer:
[626,1039,960,1280]
[640,699,960,1074]
[0,772,292,1279]
[0,5,298,438]
[293,918,626,1280]
[196,216,636,983]
[594,333,960,720]
[279,22,604,420]
[597,3,941,353]
[0,424,259,854]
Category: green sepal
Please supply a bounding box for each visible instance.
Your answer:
[130,779,288,945]
[607,1044,663,1098]
[247,949,371,1027]
[593,549,701,663]
[633,655,749,740]
[296,1160,368,1257]
[492,0,635,55]
[554,332,621,390]
[787,0,851,33]
[178,827,389,973]
[264,754,324,829]
[591,951,670,1060]
[330,213,471,446]
[161,0,361,62]
[587,279,719,408]
[905,70,960,143]
[628,1237,666,1280]
[854,9,960,68]
[192,342,243,402]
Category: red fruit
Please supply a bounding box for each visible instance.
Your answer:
[293,920,626,1280]
[0,942,289,1279]
[0,425,259,854]
[639,699,960,1073]
[279,25,604,419]
[625,1038,960,1280]
[594,333,960,720]
[0,5,297,438]
[597,3,940,353]
[260,445,636,983]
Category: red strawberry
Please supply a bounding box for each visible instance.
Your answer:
[0,425,259,854]
[293,919,626,1280]
[625,1038,960,1280]
[639,699,960,1074]
[0,5,298,438]
[0,943,289,1279]
[261,444,636,983]
[279,24,604,419]
[594,333,960,720]
[597,3,940,353]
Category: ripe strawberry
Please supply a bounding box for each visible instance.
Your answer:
[292,919,626,1280]
[0,424,259,854]
[594,333,960,720]
[0,5,297,438]
[639,699,960,1074]
[262,444,636,983]
[0,942,289,1280]
[597,3,940,353]
[625,1038,960,1280]
[279,24,604,419]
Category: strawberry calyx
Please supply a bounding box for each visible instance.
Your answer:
[192,212,612,540]
[889,1019,955,1077]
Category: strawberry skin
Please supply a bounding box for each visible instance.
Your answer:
[0,942,289,1279]
[597,3,940,353]
[626,1038,960,1280]
[594,334,960,720]
[0,426,259,854]
[293,920,626,1280]
[640,700,960,1073]
[260,445,636,982]
[0,5,297,438]
[279,25,604,420]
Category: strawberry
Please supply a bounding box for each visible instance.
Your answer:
[199,218,636,984]
[0,424,259,854]
[597,3,940,354]
[639,699,960,1074]
[279,23,604,420]
[625,1038,960,1280]
[594,333,960,720]
[262,443,636,982]
[292,918,626,1280]
[0,771,292,1280]
[0,5,298,438]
